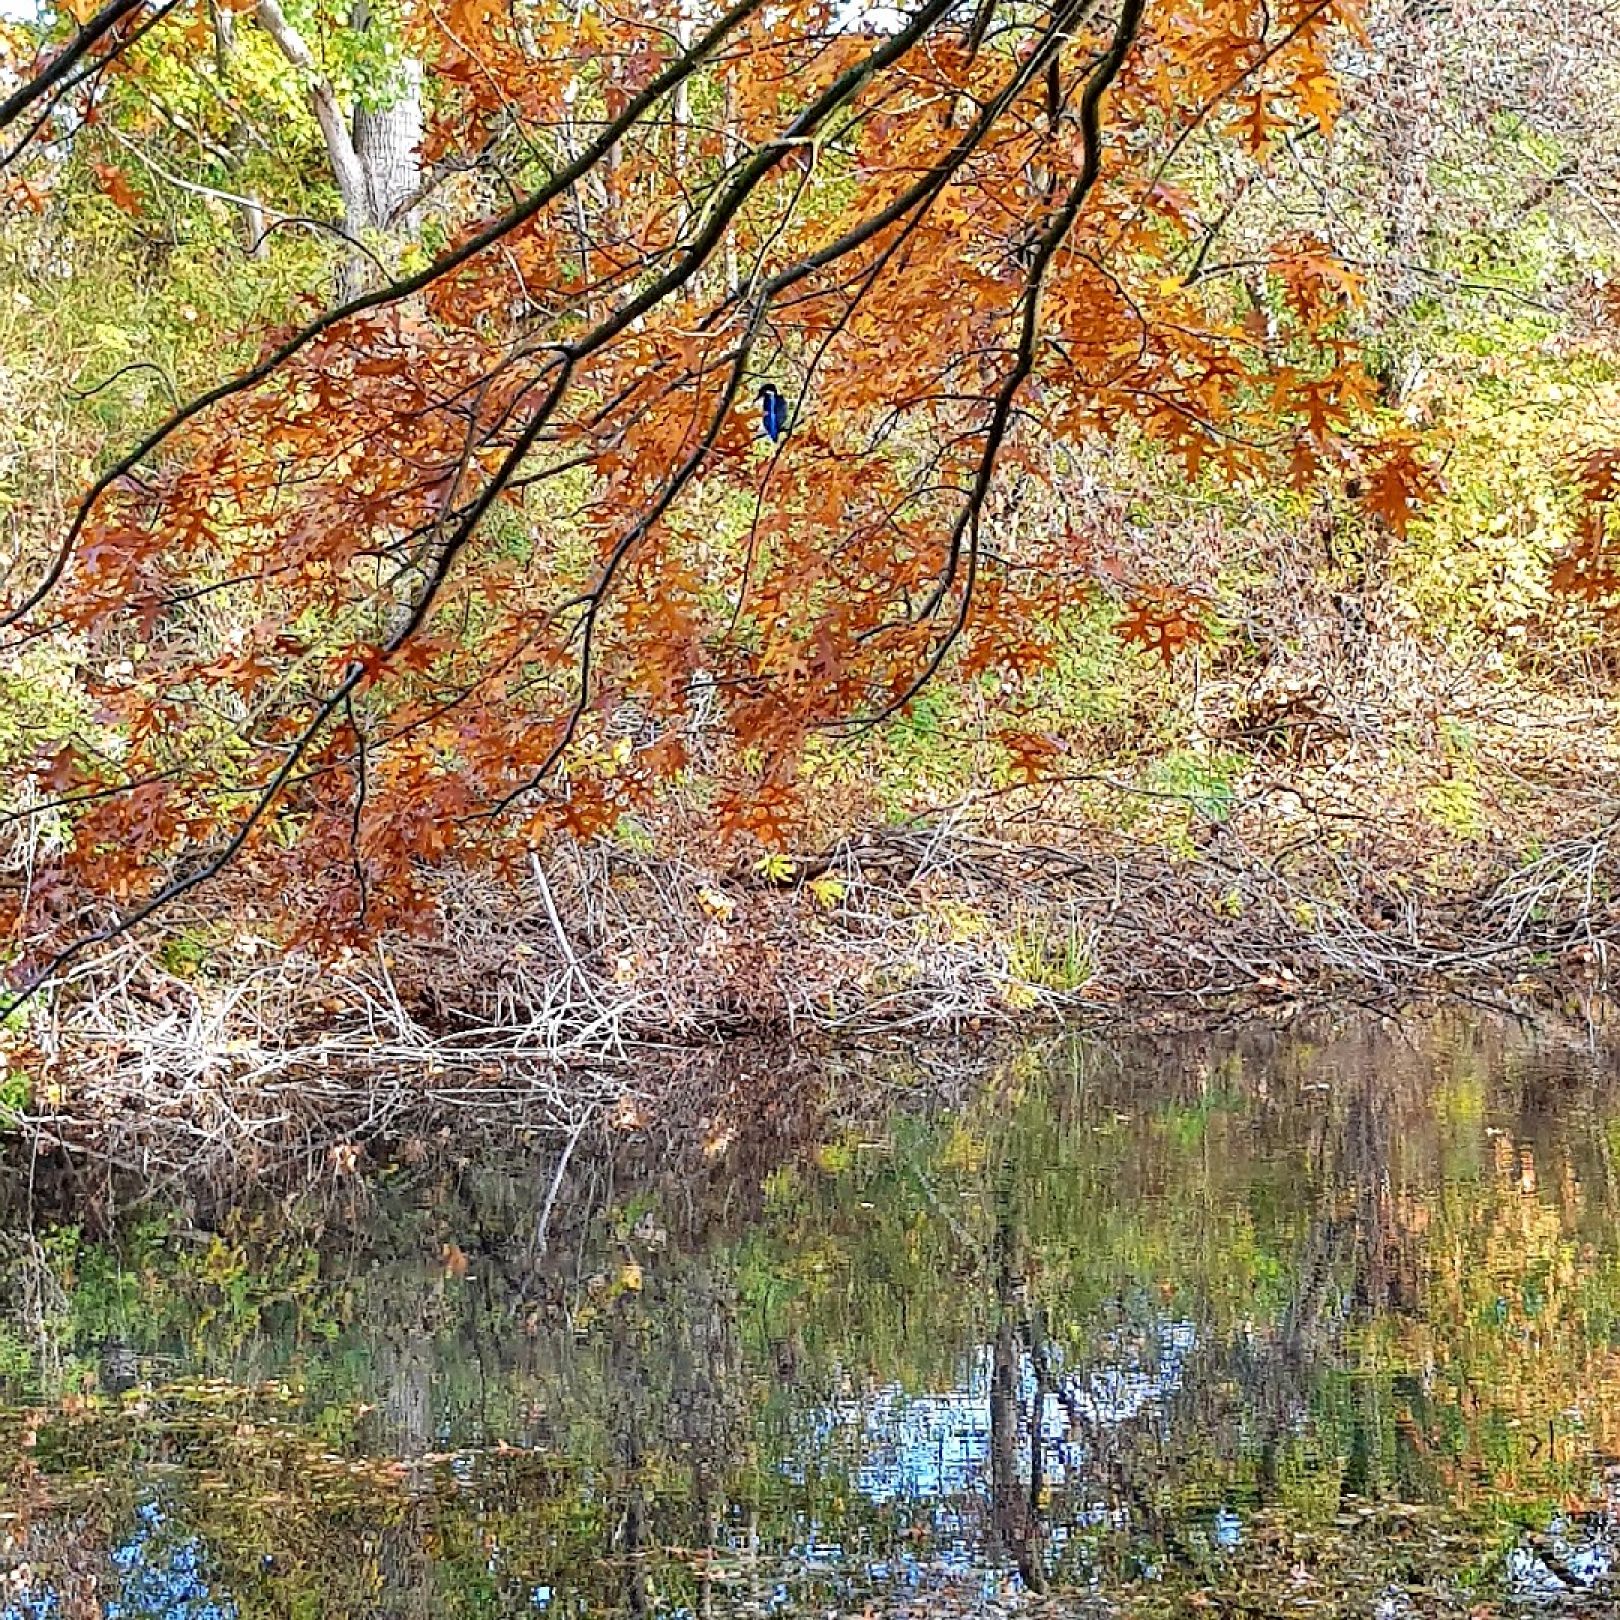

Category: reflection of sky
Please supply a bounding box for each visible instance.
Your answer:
[811,1323,1197,1504]
[3,1502,235,1620]
[1505,1515,1616,1597]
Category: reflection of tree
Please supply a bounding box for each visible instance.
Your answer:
[1346,1072,1422,1318]
[375,1329,436,1619]
[988,1181,1046,1592]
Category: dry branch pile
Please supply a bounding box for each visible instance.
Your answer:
[9,768,1619,1183]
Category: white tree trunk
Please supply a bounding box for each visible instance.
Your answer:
[255,0,370,233]
[255,0,422,293]
[354,54,424,233]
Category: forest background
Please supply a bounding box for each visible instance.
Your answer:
[0,0,1618,1135]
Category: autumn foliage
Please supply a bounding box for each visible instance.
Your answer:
[0,0,1447,993]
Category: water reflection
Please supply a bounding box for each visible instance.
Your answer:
[822,1325,1196,1502]
[3,1015,1620,1615]
[4,1502,235,1620]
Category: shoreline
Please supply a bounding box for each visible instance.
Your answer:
[6,817,1618,1187]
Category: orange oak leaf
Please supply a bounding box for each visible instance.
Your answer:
[1117,588,1210,666]
[1361,442,1438,538]
[90,160,141,214]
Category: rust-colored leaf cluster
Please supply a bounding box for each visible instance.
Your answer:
[1117,587,1210,666]
[1551,451,1620,610]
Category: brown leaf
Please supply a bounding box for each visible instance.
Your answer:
[90,161,142,215]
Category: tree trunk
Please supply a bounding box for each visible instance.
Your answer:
[1377,0,1447,335]
[355,55,424,233]
[255,0,422,295]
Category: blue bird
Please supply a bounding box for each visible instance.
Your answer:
[758,382,788,443]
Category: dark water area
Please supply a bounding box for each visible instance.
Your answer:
[4,1016,1620,1616]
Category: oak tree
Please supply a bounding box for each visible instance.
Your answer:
[0,0,1423,1002]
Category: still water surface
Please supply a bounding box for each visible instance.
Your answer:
[4,1017,1620,1616]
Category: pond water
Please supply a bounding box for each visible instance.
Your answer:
[3,1016,1620,1616]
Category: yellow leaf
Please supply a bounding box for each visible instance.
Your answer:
[807,873,846,908]
[755,851,794,884]
[619,1260,643,1292]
